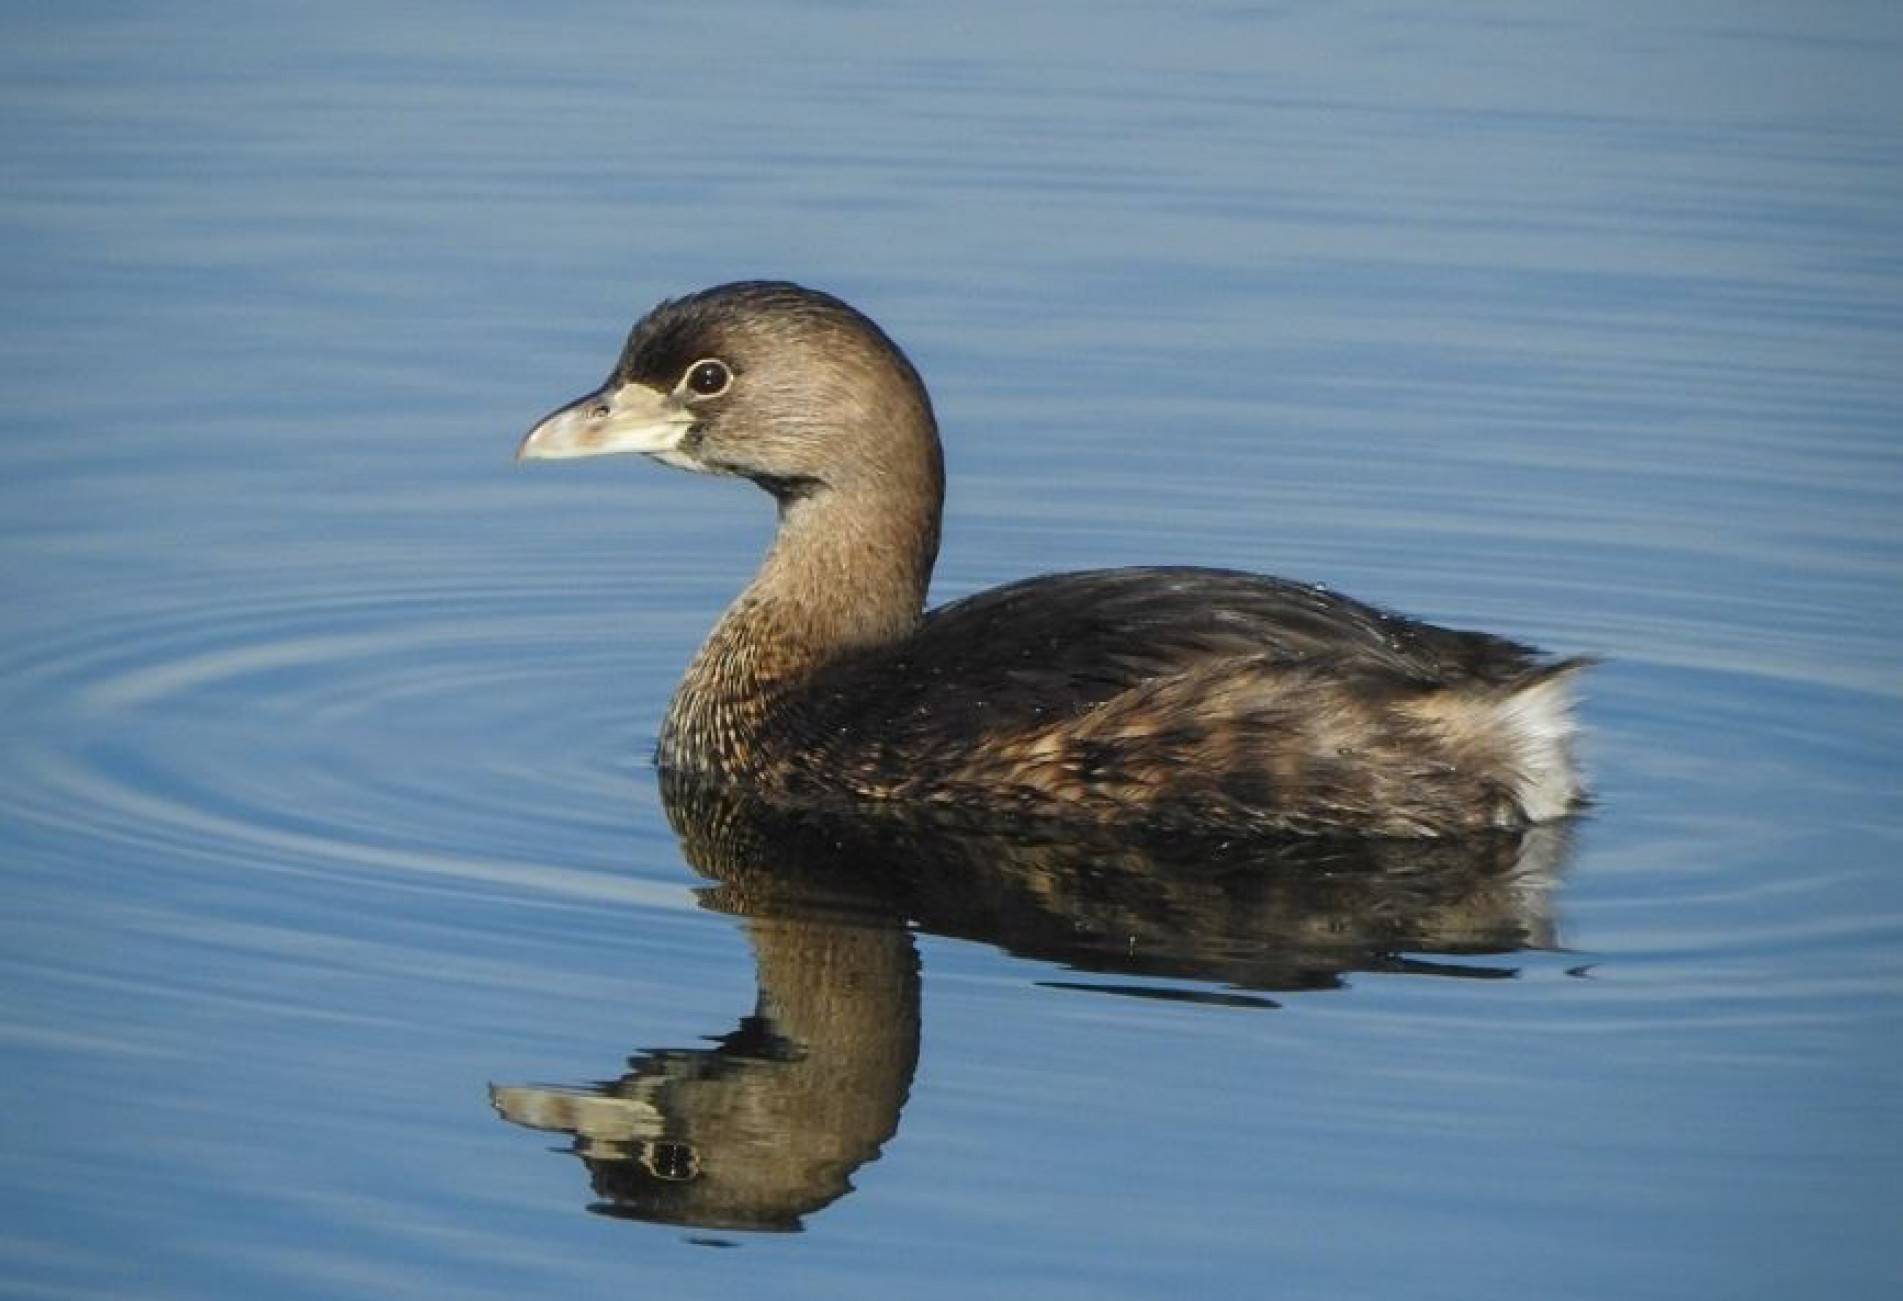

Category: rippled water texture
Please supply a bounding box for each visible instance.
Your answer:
[4,3,1901,1299]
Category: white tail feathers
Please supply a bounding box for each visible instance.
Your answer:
[1495,661,1591,823]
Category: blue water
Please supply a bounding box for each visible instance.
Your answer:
[4,2,1901,1298]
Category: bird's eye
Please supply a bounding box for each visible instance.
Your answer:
[685,359,732,397]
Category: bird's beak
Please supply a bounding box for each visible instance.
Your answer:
[515,381,697,464]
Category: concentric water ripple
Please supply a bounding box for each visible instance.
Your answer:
[1,559,703,914]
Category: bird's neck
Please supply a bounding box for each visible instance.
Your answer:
[660,478,941,776]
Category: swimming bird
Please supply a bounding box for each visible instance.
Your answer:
[518,281,1589,837]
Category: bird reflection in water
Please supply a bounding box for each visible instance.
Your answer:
[490,774,1576,1232]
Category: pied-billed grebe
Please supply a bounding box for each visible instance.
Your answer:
[519,281,1590,837]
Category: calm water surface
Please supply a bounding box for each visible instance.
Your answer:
[3,3,1901,1298]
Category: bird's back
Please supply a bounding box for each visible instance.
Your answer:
[762,567,1588,836]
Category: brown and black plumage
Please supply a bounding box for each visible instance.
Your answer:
[519,280,1590,837]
